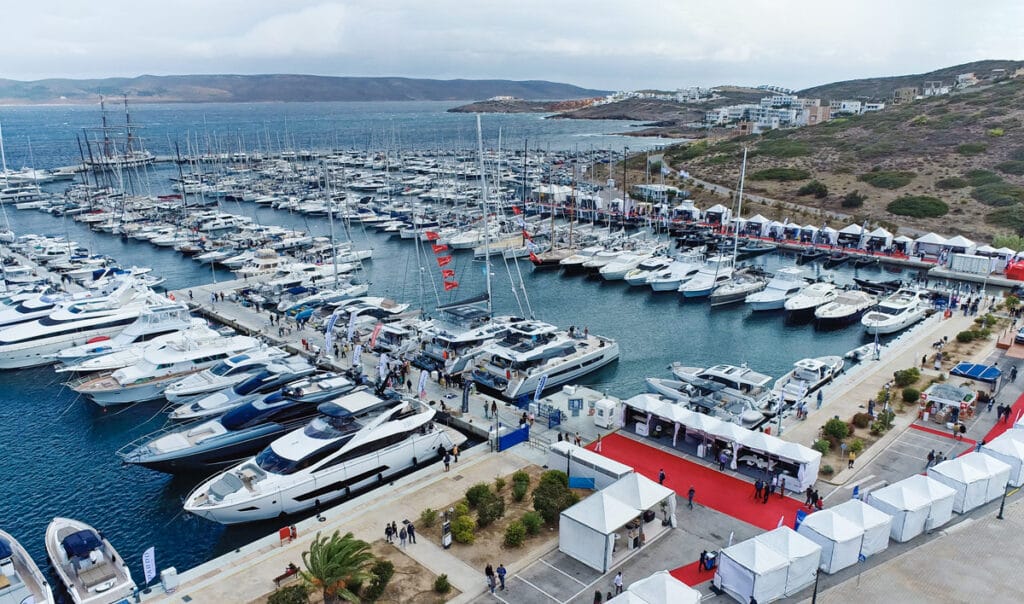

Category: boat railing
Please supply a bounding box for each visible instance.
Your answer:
[115,419,200,460]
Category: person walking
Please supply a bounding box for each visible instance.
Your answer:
[385,523,393,544]
[779,477,786,497]
[762,484,770,504]
[1012,366,1018,382]
[595,433,603,452]
[391,521,398,540]
[718,450,728,471]
[848,450,856,469]
[485,564,496,594]
[804,486,814,506]
[452,444,460,463]
[755,479,764,500]
[699,550,708,573]
[594,590,603,603]
[399,526,407,549]
[816,390,823,409]
[687,486,696,509]
[613,572,624,595]
[407,522,416,544]
[443,451,451,472]
[658,469,666,485]
[959,423,967,441]
[496,563,507,590]
[927,450,935,467]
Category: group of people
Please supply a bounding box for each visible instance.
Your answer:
[995,403,1015,423]
[752,475,788,504]
[926,449,947,467]
[383,520,416,548]
[484,563,507,593]
[803,487,824,510]
[556,431,584,447]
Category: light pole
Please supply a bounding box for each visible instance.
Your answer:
[997,484,1010,520]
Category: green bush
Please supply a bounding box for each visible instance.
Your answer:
[957,330,977,343]
[996,161,1024,176]
[522,511,543,536]
[893,368,921,387]
[451,515,476,544]
[966,169,1003,186]
[849,438,865,455]
[512,470,531,487]
[821,465,835,476]
[812,439,831,455]
[988,128,1005,137]
[420,508,438,528]
[434,574,452,594]
[465,483,492,509]
[886,196,948,218]
[852,412,872,429]
[512,482,528,502]
[504,520,527,547]
[824,418,849,440]
[476,492,506,528]
[453,502,470,519]
[936,177,969,190]
[957,142,988,155]
[749,167,811,181]
[859,170,916,189]
[667,141,708,161]
[902,387,921,404]
[268,585,309,604]
[495,477,507,492]
[971,182,1024,207]
[533,470,578,524]
[362,559,395,603]
[798,180,829,198]
[841,190,866,208]
[757,139,811,158]
[985,204,1024,230]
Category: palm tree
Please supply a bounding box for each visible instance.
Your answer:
[301,530,375,603]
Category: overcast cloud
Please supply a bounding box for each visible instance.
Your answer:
[2,1,1021,90]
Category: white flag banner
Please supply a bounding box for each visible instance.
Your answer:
[324,311,341,352]
[142,546,157,584]
[533,374,548,402]
[378,353,389,379]
[346,311,358,341]
[418,369,429,398]
[352,344,363,369]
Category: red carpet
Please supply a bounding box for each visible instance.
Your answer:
[910,422,976,445]
[982,390,1024,442]
[669,560,711,586]
[587,433,805,531]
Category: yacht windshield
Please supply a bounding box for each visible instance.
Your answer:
[255,447,299,474]
[304,415,360,439]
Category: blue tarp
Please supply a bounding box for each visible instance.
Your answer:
[950,362,1001,383]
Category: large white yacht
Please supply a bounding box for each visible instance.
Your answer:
[52,302,199,365]
[773,356,845,403]
[783,281,838,321]
[815,289,876,329]
[861,288,931,334]
[56,322,221,374]
[558,245,603,273]
[670,362,775,410]
[623,256,672,286]
[646,252,705,292]
[164,346,291,404]
[0,284,158,369]
[677,256,734,298]
[599,251,653,281]
[44,517,135,604]
[0,528,55,604]
[184,392,464,524]
[745,267,806,311]
[71,335,261,406]
[470,321,619,401]
[414,305,524,374]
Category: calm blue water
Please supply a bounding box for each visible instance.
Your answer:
[0,102,890,596]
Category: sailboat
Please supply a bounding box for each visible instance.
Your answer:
[707,148,767,306]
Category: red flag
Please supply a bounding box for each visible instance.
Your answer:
[441,269,455,278]
[432,243,448,254]
[521,229,532,241]
[512,206,521,215]
[424,231,440,241]
[369,322,383,348]
[436,255,452,267]
[529,252,540,263]
[444,280,459,291]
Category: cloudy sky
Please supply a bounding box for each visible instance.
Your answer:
[3,1,1021,90]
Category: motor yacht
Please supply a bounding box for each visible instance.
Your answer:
[644,377,765,427]
[164,347,291,404]
[745,267,806,311]
[56,323,220,374]
[783,281,838,321]
[773,356,845,403]
[861,288,931,335]
[709,271,767,307]
[599,252,652,281]
[670,362,775,410]
[0,528,55,604]
[677,256,734,298]
[332,297,411,322]
[44,518,135,604]
[581,249,625,273]
[470,321,619,401]
[71,335,261,406]
[623,256,672,286]
[814,289,876,329]
[168,356,317,421]
[558,245,603,273]
[52,302,198,364]
[184,393,464,524]
[121,376,360,473]
[646,253,705,292]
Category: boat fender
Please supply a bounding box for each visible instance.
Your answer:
[377,473,384,482]
[412,456,417,465]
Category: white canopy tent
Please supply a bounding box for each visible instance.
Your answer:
[627,570,702,604]
[603,473,677,528]
[943,235,977,255]
[866,227,893,249]
[893,234,914,253]
[830,499,892,557]
[928,453,999,513]
[904,474,957,530]
[745,214,770,237]
[981,429,1024,486]
[767,220,786,238]
[837,223,865,247]
[865,479,933,542]
[560,491,642,572]
[960,451,1011,501]
[800,225,818,242]
[714,538,790,604]
[818,226,838,245]
[975,244,997,256]
[796,510,864,573]
[606,592,651,604]
[754,527,822,597]
[704,203,732,225]
[914,232,947,257]
[548,442,634,490]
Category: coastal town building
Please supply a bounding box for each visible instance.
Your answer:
[891,86,918,104]
[829,100,863,115]
[922,81,951,96]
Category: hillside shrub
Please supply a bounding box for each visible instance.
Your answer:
[757,139,811,158]
[936,177,969,190]
[533,470,578,524]
[504,521,526,547]
[495,477,507,492]
[823,418,849,440]
[821,465,835,476]
[902,387,921,404]
[453,502,470,519]
[512,470,531,487]
[362,560,395,603]
[842,190,866,208]
[268,585,309,604]
[893,368,921,387]
[434,574,452,594]
[749,167,811,181]
[812,439,831,455]
[988,128,1006,137]
[798,180,829,198]
[1012,147,1024,161]
[668,141,708,161]
[957,142,988,155]
[419,508,438,528]
[451,515,476,544]
[996,161,1024,176]
[985,204,1024,230]
[972,183,1024,207]
[465,483,491,509]
[522,511,543,536]
[966,169,1003,186]
[859,170,916,189]
[852,412,873,429]
[887,196,948,218]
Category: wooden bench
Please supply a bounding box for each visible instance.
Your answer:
[273,564,300,588]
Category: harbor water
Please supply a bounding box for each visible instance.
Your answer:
[0,101,895,592]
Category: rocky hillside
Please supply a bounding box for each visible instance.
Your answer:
[799,60,1023,101]
[664,77,1024,241]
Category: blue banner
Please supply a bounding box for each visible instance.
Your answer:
[534,374,548,402]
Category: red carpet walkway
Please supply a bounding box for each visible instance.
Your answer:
[983,390,1024,442]
[588,433,806,531]
[669,560,711,587]
[910,422,976,445]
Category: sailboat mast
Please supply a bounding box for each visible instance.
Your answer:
[323,161,340,288]
[476,115,492,316]
[732,147,748,261]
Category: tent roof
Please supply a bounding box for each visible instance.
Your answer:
[607,592,651,604]
[706,203,729,213]
[831,499,892,530]
[754,526,822,561]
[625,393,668,413]
[915,232,947,244]
[651,400,695,424]
[798,510,863,541]
[838,224,865,234]
[628,571,702,604]
[775,440,821,464]
[604,473,675,511]
[976,244,997,254]
[549,441,634,476]
[983,429,1024,459]
[721,538,790,573]
[820,226,839,234]
[997,246,1017,255]
[929,456,988,483]
[894,235,914,243]
[746,214,769,224]
[707,420,749,443]
[802,224,819,231]
[868,227,893,238]
[959,451,1012,476]
[741,431,785,455]
[900,474,957,500]
[562,491,640,534]
[868,481,931,512]
[944,235,975,247]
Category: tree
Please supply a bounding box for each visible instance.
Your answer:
[797,180,829,198]
[532,470,579,524]
[301,531,375,604]
[841,190,866,208]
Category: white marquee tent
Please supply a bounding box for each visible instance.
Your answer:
[714,538,790,604]
[981,430,1024,486]
[914,232,948,257]
[547,442,634,490]
[818,227,838,245]
[627,570,702,604]
[906,474,957,530]
[753,527,822,597]
[603,473,678,528]
[560,491,640,572]
[606,591,650,604]
[960,451,1011,501]
[830,499,892,557]
[866,227,893,249]
[928,452,1009,513]
[943,235,977,254]
[866,479,933,542]
[796,510,864,573]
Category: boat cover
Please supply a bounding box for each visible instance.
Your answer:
[61,529,102,559]
[0,536,12,559]
[950,363,1001,383]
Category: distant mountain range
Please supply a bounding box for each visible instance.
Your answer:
[0,74,609,105]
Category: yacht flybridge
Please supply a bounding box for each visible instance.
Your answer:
[861,288,931,334]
